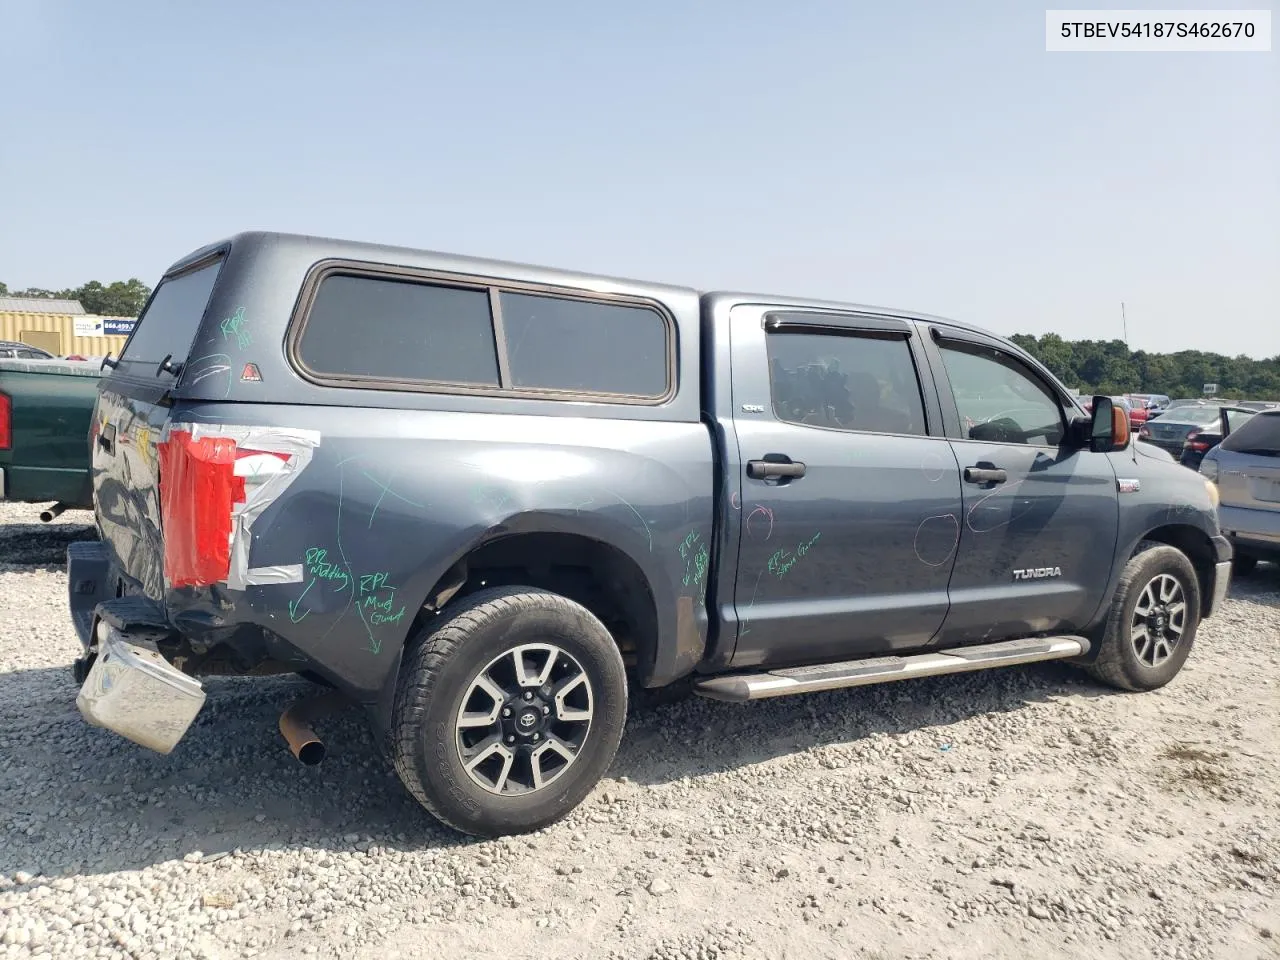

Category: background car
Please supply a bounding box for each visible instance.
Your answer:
[1124,398,1153,427]
[1239,400,1280,412]
[1108,395,1134,423]
[1179,406,1256,470]
[1200,409,1280,573]
[1127,393,1170,417]
[0,340,55,360]
[1139,402,1227,457]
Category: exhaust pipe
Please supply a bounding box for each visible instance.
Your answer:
[41,502,69,523]
[278,691,346,766]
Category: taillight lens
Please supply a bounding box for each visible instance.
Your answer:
[1185,429,1210,453]
[157,430,289,588]
[0,391,10,450]
[1138,425,1151,438]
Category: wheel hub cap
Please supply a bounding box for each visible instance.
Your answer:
[1131,573,1187,668]
[454,643,594,796]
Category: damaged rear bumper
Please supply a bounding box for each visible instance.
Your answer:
[67,542,206,754]
[76,621,206,754]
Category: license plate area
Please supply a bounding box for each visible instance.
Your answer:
[1248,477,1280,504]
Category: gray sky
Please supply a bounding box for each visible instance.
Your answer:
[1,0,1276,356]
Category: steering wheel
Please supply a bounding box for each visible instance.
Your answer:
[969,416,1028,444]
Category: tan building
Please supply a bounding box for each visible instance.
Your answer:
[0,296,132,358]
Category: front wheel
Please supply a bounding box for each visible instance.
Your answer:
[391,586,628,838]
[1086,542,1202,692]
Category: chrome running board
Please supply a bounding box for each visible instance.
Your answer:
[694,635,1089,702]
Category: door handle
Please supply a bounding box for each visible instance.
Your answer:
[964,466,1007,485]
[747,459,806,480]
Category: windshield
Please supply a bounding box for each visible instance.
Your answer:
[1169,408,1227,427]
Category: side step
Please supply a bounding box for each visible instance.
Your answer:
[694,636,1089,702]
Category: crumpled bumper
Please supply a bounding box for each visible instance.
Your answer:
[76,622,206,755]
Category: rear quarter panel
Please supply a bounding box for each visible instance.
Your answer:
[168,404,715,701]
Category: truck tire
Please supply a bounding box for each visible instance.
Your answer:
[391,586,627,838]
[1086,541,1202,692]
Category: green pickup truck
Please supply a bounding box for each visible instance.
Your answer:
[0,358,101,517]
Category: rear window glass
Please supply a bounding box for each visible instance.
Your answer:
[1221,412,1280,454]
[499,291,669,397]
[297,275,500,386]
[119,260,223,368]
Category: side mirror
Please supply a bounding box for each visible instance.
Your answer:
[1088,395,1130,452]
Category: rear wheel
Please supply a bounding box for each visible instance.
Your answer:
[1086,542,1201,692]
[391,586,627,838]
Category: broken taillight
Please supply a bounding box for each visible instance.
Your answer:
[157,429,289,588]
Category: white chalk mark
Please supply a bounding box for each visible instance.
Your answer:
[965,479,1033,534]
[914,514,960,567]
[745,505,774,541]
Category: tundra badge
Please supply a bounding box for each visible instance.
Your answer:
[1013,566,1062,581]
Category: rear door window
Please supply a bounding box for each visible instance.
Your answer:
[118,259,223,373]
[1221,412,1280,455]
[765,329,928,435]
[498,292,670,398]
[297,274,500,386]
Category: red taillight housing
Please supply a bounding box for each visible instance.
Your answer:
[0,390,10,450]
[1185,429,1211,453]
[158,431,241,588]
[157,429,290,588]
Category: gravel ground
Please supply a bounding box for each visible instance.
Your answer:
[1,501,1278,960]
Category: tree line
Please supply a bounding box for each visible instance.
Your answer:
[0,278,152,317]
[1010,333,1280,402]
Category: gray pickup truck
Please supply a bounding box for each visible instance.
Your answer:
[67,231,1232,838]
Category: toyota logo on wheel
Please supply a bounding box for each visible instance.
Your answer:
[518,712,537,728]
